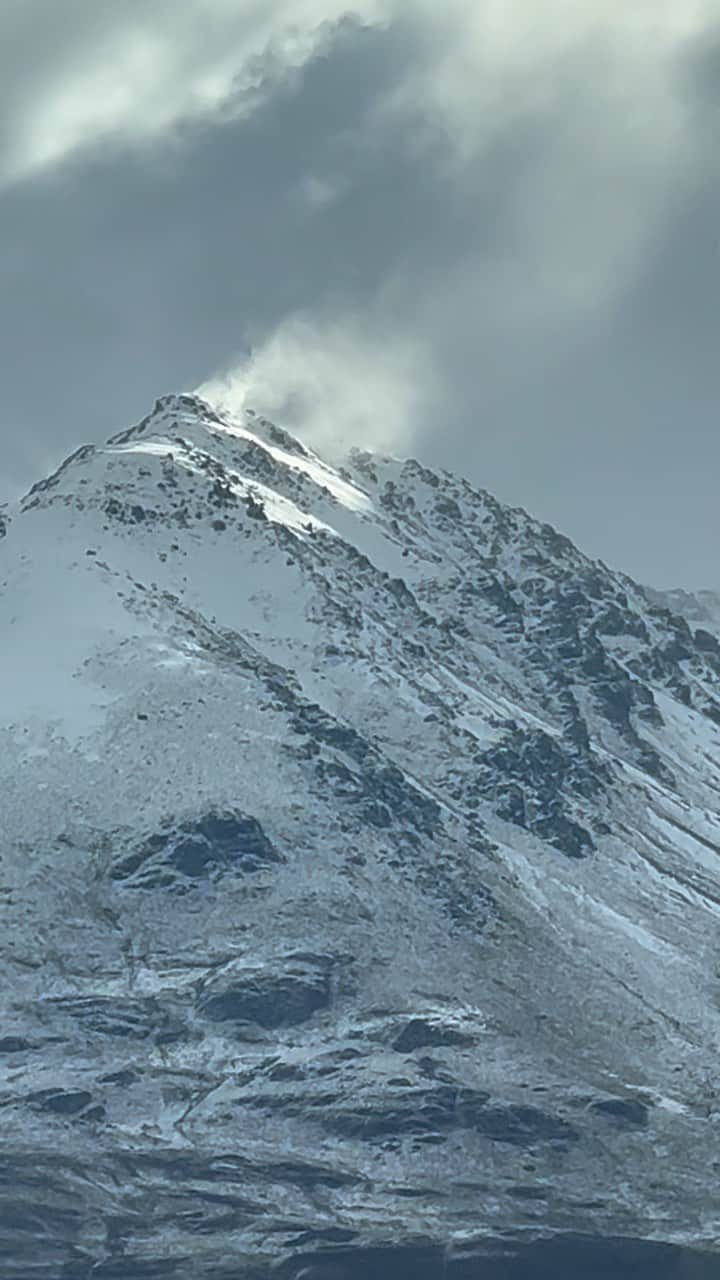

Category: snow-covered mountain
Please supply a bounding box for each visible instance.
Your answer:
[1,393,719,1279]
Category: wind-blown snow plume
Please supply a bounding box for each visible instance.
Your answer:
[198,312,429,458]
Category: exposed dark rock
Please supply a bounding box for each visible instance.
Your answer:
[246,492,266,519]
[318,1084,492,1139]
[385,577,416,607]
[111,811,283,885]
[0,1037,33,1054]
[590,1098,650,1128]
[98,1068,139,1086]
[200,958,337,1029]
[695,628,720,654]
[507,1183,548,1200]
[30,1089,93,1116]
[473,1103,579,1145]
[290,701,440,837]
[393,1019,475,1053]
[299,1085,579,1146]
[474,727,609,857]
[42,996,187,1045]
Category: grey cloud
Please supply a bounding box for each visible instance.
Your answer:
[404,27,720,587]
[0,0,389,185]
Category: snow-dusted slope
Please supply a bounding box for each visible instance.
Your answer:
[1,393,719,1278]
[649,586,720,641]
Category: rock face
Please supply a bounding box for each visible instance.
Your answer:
[0,393,719,1278]
[110,811,283,887]
[649,585,720,644]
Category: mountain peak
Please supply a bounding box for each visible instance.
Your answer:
[108,390,227,443]
[107,390,313,459]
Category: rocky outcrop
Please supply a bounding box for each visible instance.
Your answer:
[199,955,341,1029]
[110,811,283,887]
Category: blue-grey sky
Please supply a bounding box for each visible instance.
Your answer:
[1,1,718,587]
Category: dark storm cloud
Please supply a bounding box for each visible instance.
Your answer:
[0,19,423,479]
[406,25,720,587]
[0,5,718,588]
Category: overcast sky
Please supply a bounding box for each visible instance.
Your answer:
[1,1,718,587]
